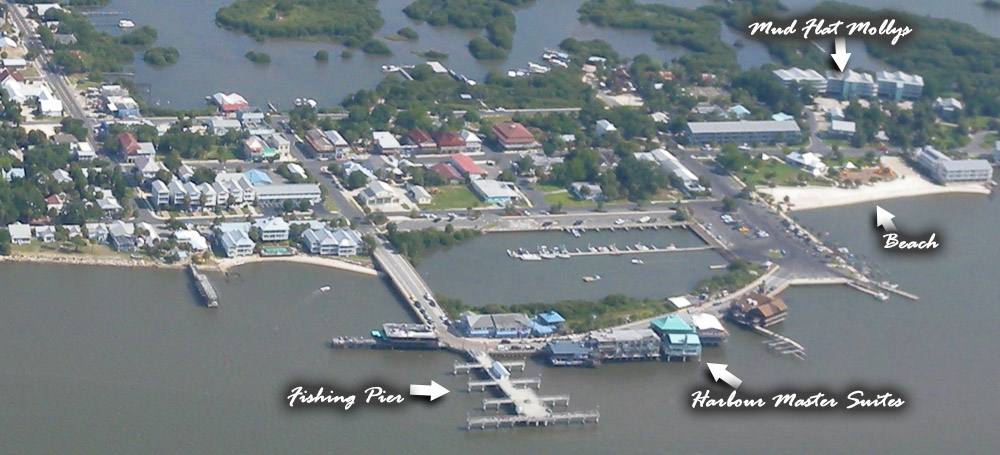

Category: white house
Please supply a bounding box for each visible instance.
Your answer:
[460,130,482,154]
[219,229,254,257]
[785,152,828,177]
[34,225,57,243]
[175,229,209,252]
[596,119,618,136]
[373,131,402,154]
[408,185,432,205]
[8,222,32,245]
[303,228,362,256]
[359,180,400,207]
[253,217,290,242]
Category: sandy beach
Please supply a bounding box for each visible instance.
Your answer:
[760,157,993,211]
[214,255,379,276]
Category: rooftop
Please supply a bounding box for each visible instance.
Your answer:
[687,120,800,134]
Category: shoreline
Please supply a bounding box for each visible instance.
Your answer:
[759,156,993,212]
[0,253,183,269]
[214,255,379,276]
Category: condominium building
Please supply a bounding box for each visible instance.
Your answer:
[685,120,801,145]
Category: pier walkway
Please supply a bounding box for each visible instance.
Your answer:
[463,350,599,430]
[188,264,218,308]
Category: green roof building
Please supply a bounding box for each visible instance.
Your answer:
[650,315,695,338]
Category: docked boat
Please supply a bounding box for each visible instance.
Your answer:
[571,228,582,238]
[556,246,571,259]
[539,246,557,259]
[507,249,515,258]
[630,258,644,265]
[319,286,331,292]
[520,253,542,261]
[118,19,135,28]
[582,275,602,282]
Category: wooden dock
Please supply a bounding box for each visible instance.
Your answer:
[188,264,218,308]
[754,326,806,360]
[454,359,525,375]
[482,395,570,410]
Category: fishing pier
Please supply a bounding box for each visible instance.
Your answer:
[458,350,599,430]
[188,264,218,308]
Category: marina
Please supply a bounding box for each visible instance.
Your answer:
[506,242,712,260]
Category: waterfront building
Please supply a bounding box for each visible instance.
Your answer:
[876,71,924,101]
[545,340,594,367]
[662,332,702,361]
[491,122,539,150]
[773,67,828,92]
[211,92,249,112]
[372,323,439,349]
[586,329,661,362]
[449,154,486,180]
[175,230,209,252]
[470,179,521,204]
[727,292,788,328]
[253,217,290,242]
[218,229,254,258]
[785,151,829,177]
[460,312,533,338]
[650,315,696,338]
[7,222,31,245]
[691,313,729,346]
[254,184,321,206]
[913,146,992,184]
[108,221,136,252]
[303,228,361,256]
[34,225,56,243]
[359,180,401,207]
[685,120,801,145]
[826,70,877,98]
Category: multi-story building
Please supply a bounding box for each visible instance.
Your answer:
[914,146,992,184]
[773,67,828,92]
[825,70,877,98]
[876,71,924,101]
[685,120,801,145]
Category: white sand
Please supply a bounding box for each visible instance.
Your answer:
[760,157,992,211]
[214,255,378,276]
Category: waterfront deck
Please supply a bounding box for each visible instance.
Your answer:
[463,350,599,430]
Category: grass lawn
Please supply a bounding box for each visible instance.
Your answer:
[13,241,129,258]
[427,185,484,210]
[739,160,821,187]
[544,190,596,208]
[322,196,339,212]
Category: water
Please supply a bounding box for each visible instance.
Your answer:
[89,0,994,109]
[415,228,726,306]
[4,193,1000,454]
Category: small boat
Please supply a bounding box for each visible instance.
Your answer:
[507,249,515,258]
[571,228,581,238]
[118,19,136,28]
[520,253,542,261]
[538,246,556,259]
[319,286,331,292]
[556,246,571,259]
[582,275,602,282]
[875,292,889,301]
[630,258,644,265]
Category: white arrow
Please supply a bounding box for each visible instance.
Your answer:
[707,363,743,390]
[831,37,851,72]
[875,205,897,232]
[409,380,449,401]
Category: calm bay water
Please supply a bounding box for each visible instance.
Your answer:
[86,0,996,109]
[3,193,1000,453]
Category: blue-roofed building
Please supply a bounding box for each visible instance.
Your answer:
[650,314,695,337]
[532,322,556,336]
[729,105,750,118]
[243,169,273,186]
[772,112,794,122]
[537,311,565,325]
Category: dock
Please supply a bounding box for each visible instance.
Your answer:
[753,326,806,360]
[463,350,599,430]
[188,264,218,308]
[454,359,525,374]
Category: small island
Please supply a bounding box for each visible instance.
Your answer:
[361,39,391,56]
[403,0,532,60]
[142,46,180,67]
[314,49,329,61]
[244,50,271,64]
[980,0,1000,10]
[413,49,449,60]
[216,0,384,47]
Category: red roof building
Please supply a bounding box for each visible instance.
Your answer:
[118,132,139,157]
[491,122,538,150]
[449,154,486,178]
[431,130,465,153]
[431,162,463,182]
[405,129,436,153]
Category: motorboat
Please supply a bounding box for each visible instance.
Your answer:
[118,19,135,28]
[630,258,644,265]
[582,275,602,282]
[319,286,331,292]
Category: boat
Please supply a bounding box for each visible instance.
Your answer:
[506,249,515,258]
[319,286,331,292]
[875,292,889,301]
[582,275,602,282]
[630,258,644,265]
[556,246,571,259]
[520,253,542,261]
[571,228,582,238]
[118,19,135,28]
[538,245,557,259]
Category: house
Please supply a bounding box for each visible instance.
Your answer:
[244,136,273,162]
[408,185,432,205]
[150,180,170,207]
[96,189,123,213]
[38,98,62,117]
[34,225,56,243]
[373,131,402,154]
[459,130,482,154]
[933,97,963,120]
[206,117,241,136]
[358,180,400,207]
[828,120,856,138]
[430,162,463,183]
[305,128,336,157]
[303,228,362,256]
[253,217,290,242]
[265,133,290,157]
[596,119,617,136]
[134,156,166,179]
[431,130,465,154]
[1,167,25,181]
[449,154,486,180]
[118,132,139,162]
[405,129,436,153]
[198,183,217,208]
[218,229,254,258]
[470,179,521,204]
[7,222,32,245]
[729,105,751,118]
[828,106,845,121]
[51,169,72,184]
[491,122,538,150]
[177,164,195,182]
[107,220,136,251]
[215,172,256,204]
[569,182,603,201]
[211,92,249,112]
[785,151,828,177]
[286,163,308,181]
[85,222,109,242]
[45,194,64,213]
[173,229,207,252]
[73,142,96,160]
